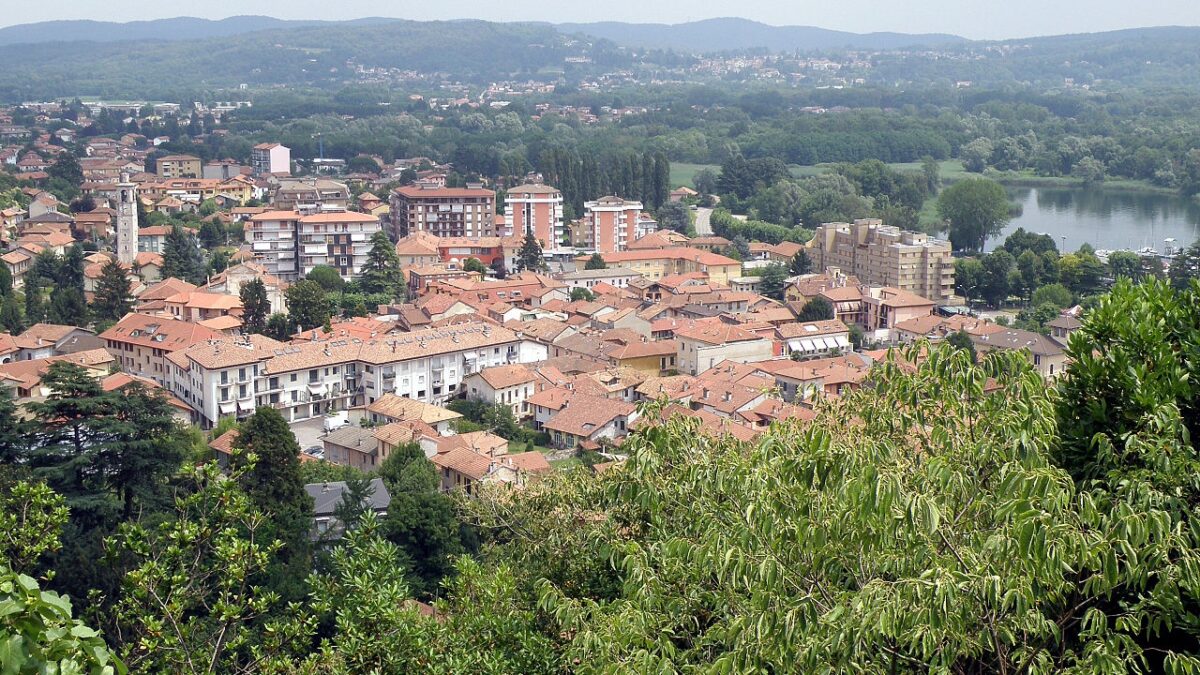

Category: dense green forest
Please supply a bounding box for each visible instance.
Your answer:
[8,279,1200,672]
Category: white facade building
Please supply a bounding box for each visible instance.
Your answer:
[166,324,540,428]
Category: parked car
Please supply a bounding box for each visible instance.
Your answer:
[304,445,326,459]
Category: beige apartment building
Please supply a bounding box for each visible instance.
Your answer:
[154,154,202,178]
[808,219,956,302]
[390,183,495,238]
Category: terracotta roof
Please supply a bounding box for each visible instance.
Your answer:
[506,183,560,195]
[476,364,537,390]
[674,318,763,345]
[13,323,85,349]
[0,349,115,390]
[137,277,198,301]
[776,320,850,339]
[393,185,494,199]
[164,291,243,311]
[367,393,462,424]
[101,314,224,351]
[544,393,635,437]
[527,387,573,411]
[436,431,509,457]
[578,247,739,267]
[429,447,493,480]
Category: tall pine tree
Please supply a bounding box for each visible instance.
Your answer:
[239,277,270,335]
[517,225,544,273]
[92,259,133,326]
[162,225,206,284]
[359,230,403,299]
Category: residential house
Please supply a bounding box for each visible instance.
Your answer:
[675,319,774,375]
[100,314,222,385]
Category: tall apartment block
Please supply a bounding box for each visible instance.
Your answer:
[251,143,291,176]
[389,183,495,238]
[249,210,381,282]
[808,219,956,302]
[583,196,644,253]
[505,183,563,247]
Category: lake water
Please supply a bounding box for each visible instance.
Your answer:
[985,186,1200,253]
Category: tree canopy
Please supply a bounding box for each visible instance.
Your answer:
[937,178,1012,253]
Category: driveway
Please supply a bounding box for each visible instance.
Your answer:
[290,417,328,454]
[694,207,713,236]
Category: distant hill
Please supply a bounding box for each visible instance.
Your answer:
[0,16,338,46]
[554,17,967,52]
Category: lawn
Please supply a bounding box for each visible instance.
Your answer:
[669,162,718,188]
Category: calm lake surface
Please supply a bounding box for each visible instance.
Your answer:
[984,186,1200,253]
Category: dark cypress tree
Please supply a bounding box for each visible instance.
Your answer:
[641,152,655,206]
[233,407,313,601]
[239,278,270,335]
[653,152,671,209]
[162,225,206,284]
[24,275,45,324]
[0,387,25,464]
[0,294,22,334]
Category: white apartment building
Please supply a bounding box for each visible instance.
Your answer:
[248,209,381,282]
[251,143,290,176]
[166,324,541,428]
[674,319,775,376]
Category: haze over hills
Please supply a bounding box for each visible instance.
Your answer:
[1,15,965,51]
[554,17,967,51]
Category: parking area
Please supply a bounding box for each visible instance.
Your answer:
[290,417,327,455]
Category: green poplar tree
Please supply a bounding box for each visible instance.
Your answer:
[239,277,270,335]
[92,258,133,325]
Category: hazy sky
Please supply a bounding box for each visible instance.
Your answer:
[4,0,1199,40]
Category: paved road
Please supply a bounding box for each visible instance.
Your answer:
[694,207,713,236]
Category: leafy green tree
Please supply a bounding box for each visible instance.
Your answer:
[945,329,976,362]
[789,249,813,276]
[1014,250,1042,303]
[47,152,83,186]
[692,167,718,195]
[284,280,332,332]
[584,253,607,270]
[108,461,288,674]
[462,257,487,274]
[161,225,206,284]
[31,250,60,283]
[954,257,984,304]
[306,265,345,292]
[979,250,1014,307]
[795,296,834,322]
[0,480,68,574]
[92,258,133,326]
[960,136,993,172]
[757,262,789,301]
[1106,250,1141,281]
[0,559,122,675]
[264,312,295,341]
[197,198,218,217]
[1013,302,1061,334]
[1000,227,1058,257]
[197,220,224,249]
[231,407,313,602]
[0,263,12,297]
[656,201,692,234]
[920,155,941,193]
[378,443,470,597]
[937,178,1012,253]
[517,225,544,273]
[359,230,403,298]
[0,292,23,334]
[239,278,270,335]
[1030,283,1073,309]
[1059,250,1105,296]
[569,287,595,302]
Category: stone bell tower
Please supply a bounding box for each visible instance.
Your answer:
[116,173,139,265]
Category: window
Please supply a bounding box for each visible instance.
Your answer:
[220,387,229,401]
[290,373,297,382]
